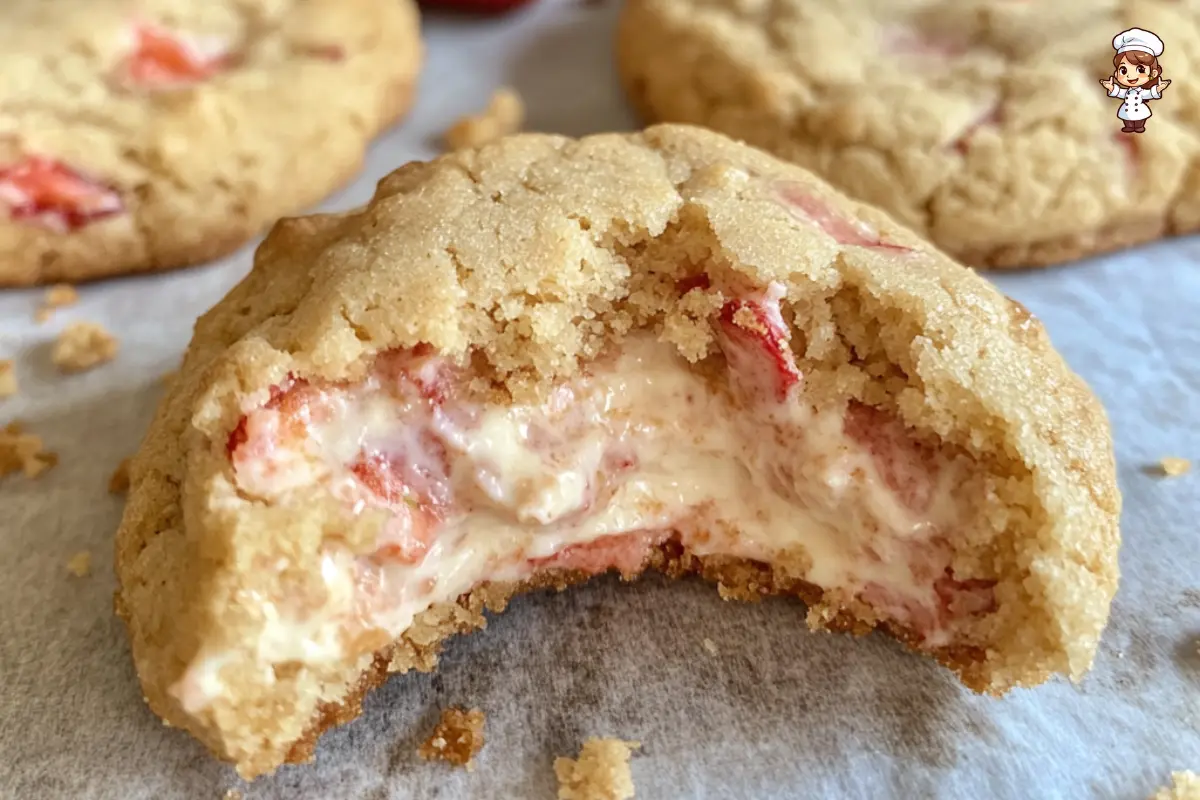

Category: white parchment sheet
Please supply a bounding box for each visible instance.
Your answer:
[1,2,1197,798]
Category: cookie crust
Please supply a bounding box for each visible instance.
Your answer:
[0,0,422,286]
[114,124,1120,778]
[616,0,1200,268]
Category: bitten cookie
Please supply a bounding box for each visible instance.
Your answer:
[114,124,1120,779]
[617,0,1200,268]
[0,0,422,285]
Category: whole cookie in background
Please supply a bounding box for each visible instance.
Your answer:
[114,124,1118,778]
[0,0,422,286]
[617,0,1200,269]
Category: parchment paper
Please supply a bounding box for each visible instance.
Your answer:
[1,2,1198,798]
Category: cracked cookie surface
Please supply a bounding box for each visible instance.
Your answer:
[114,124,1119,779]
[0,0,421,285]
[617,0,1200,268]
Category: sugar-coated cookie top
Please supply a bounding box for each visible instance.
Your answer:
[617,0,1200,267]
[0,0,421,284]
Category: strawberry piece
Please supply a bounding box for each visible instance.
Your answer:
[375,345,454,405]
[950,104,1003,154]
[934,570,998,621]
[297,44,346,62]
[715,282,802,404]
[224,377,349,473]
[775,181,912,252]
[351,430,453,509]
[859,582,938,637]
[882,26,972,60]
[122,24,229,89]
[1113,132,1140,184]
[843,401,939,513]
[418,0,536,14]
[676,273,711,295]
[351,441,452,565]
[0,157,123,232]
[370,500,440,565]
[529,531,667,576]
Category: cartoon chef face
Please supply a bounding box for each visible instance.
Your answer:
[1111,28,1164,89]
[1114,53,1159,88]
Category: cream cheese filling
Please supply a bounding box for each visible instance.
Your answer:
[176,333,988,713]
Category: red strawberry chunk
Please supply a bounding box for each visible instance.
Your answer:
[715,282,802,404]
[859,582,938,637]
[375,345,455,405]
[675,273,712,295]
[122,24,229,89]
[775,181,912,252]
[882,26,972,60]
[350,440,453,565]
[1113,132,1140,184]
[934,569,998,621]
[843,401,939,513]
[351,429,453,509]
[0,157,123,232]
[369,496,440,566]
[950,104,1003,154]
[298,44,346,61]
[529,531,667,576]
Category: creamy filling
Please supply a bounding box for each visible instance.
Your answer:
[176,284,996,712]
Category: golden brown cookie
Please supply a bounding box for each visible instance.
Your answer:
[114,125,1120,779]
[0,0,422,286]
[617,0,1200,268]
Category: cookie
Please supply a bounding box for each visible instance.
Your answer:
[617,0,1200,268]
[0,0,422,286]
[114,124,1120,779]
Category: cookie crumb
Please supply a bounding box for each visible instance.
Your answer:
[554,738,640,800]
[1150,771,1200,800]
[109,457,132,494]
[222,790,244,800]
[444,88,524,151]
[67,551,92,578]
[52,322,118,373]
[36,284,79,321]
[418,707,486,769]
[702,637,719,655]
[1160,457,1191,477]
[45,283,79,308]
[0,422,58,479]
[0,360,17,397]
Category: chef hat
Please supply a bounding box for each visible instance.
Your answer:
[1113,28,1164,58]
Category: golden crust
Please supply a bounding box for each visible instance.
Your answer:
[615,0,1200,269]
[114,124,1120,779]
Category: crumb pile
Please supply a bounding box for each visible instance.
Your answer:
[0,422,58,479]
[444,88,524,150]
[36,284,79,322]
[1152,772,1200,800]
[67,551,93,578]
[52,322,118,373]
[1160,457,1191,477]
[0,360,16,398]
[554,738,640,800]
[418,707,486,768]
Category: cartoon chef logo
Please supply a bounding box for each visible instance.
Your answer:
[1100,28,1171,134]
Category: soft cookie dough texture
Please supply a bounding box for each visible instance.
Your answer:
[617,0,1200,268]
[0,0,421,285]
[115,125,1120,778]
